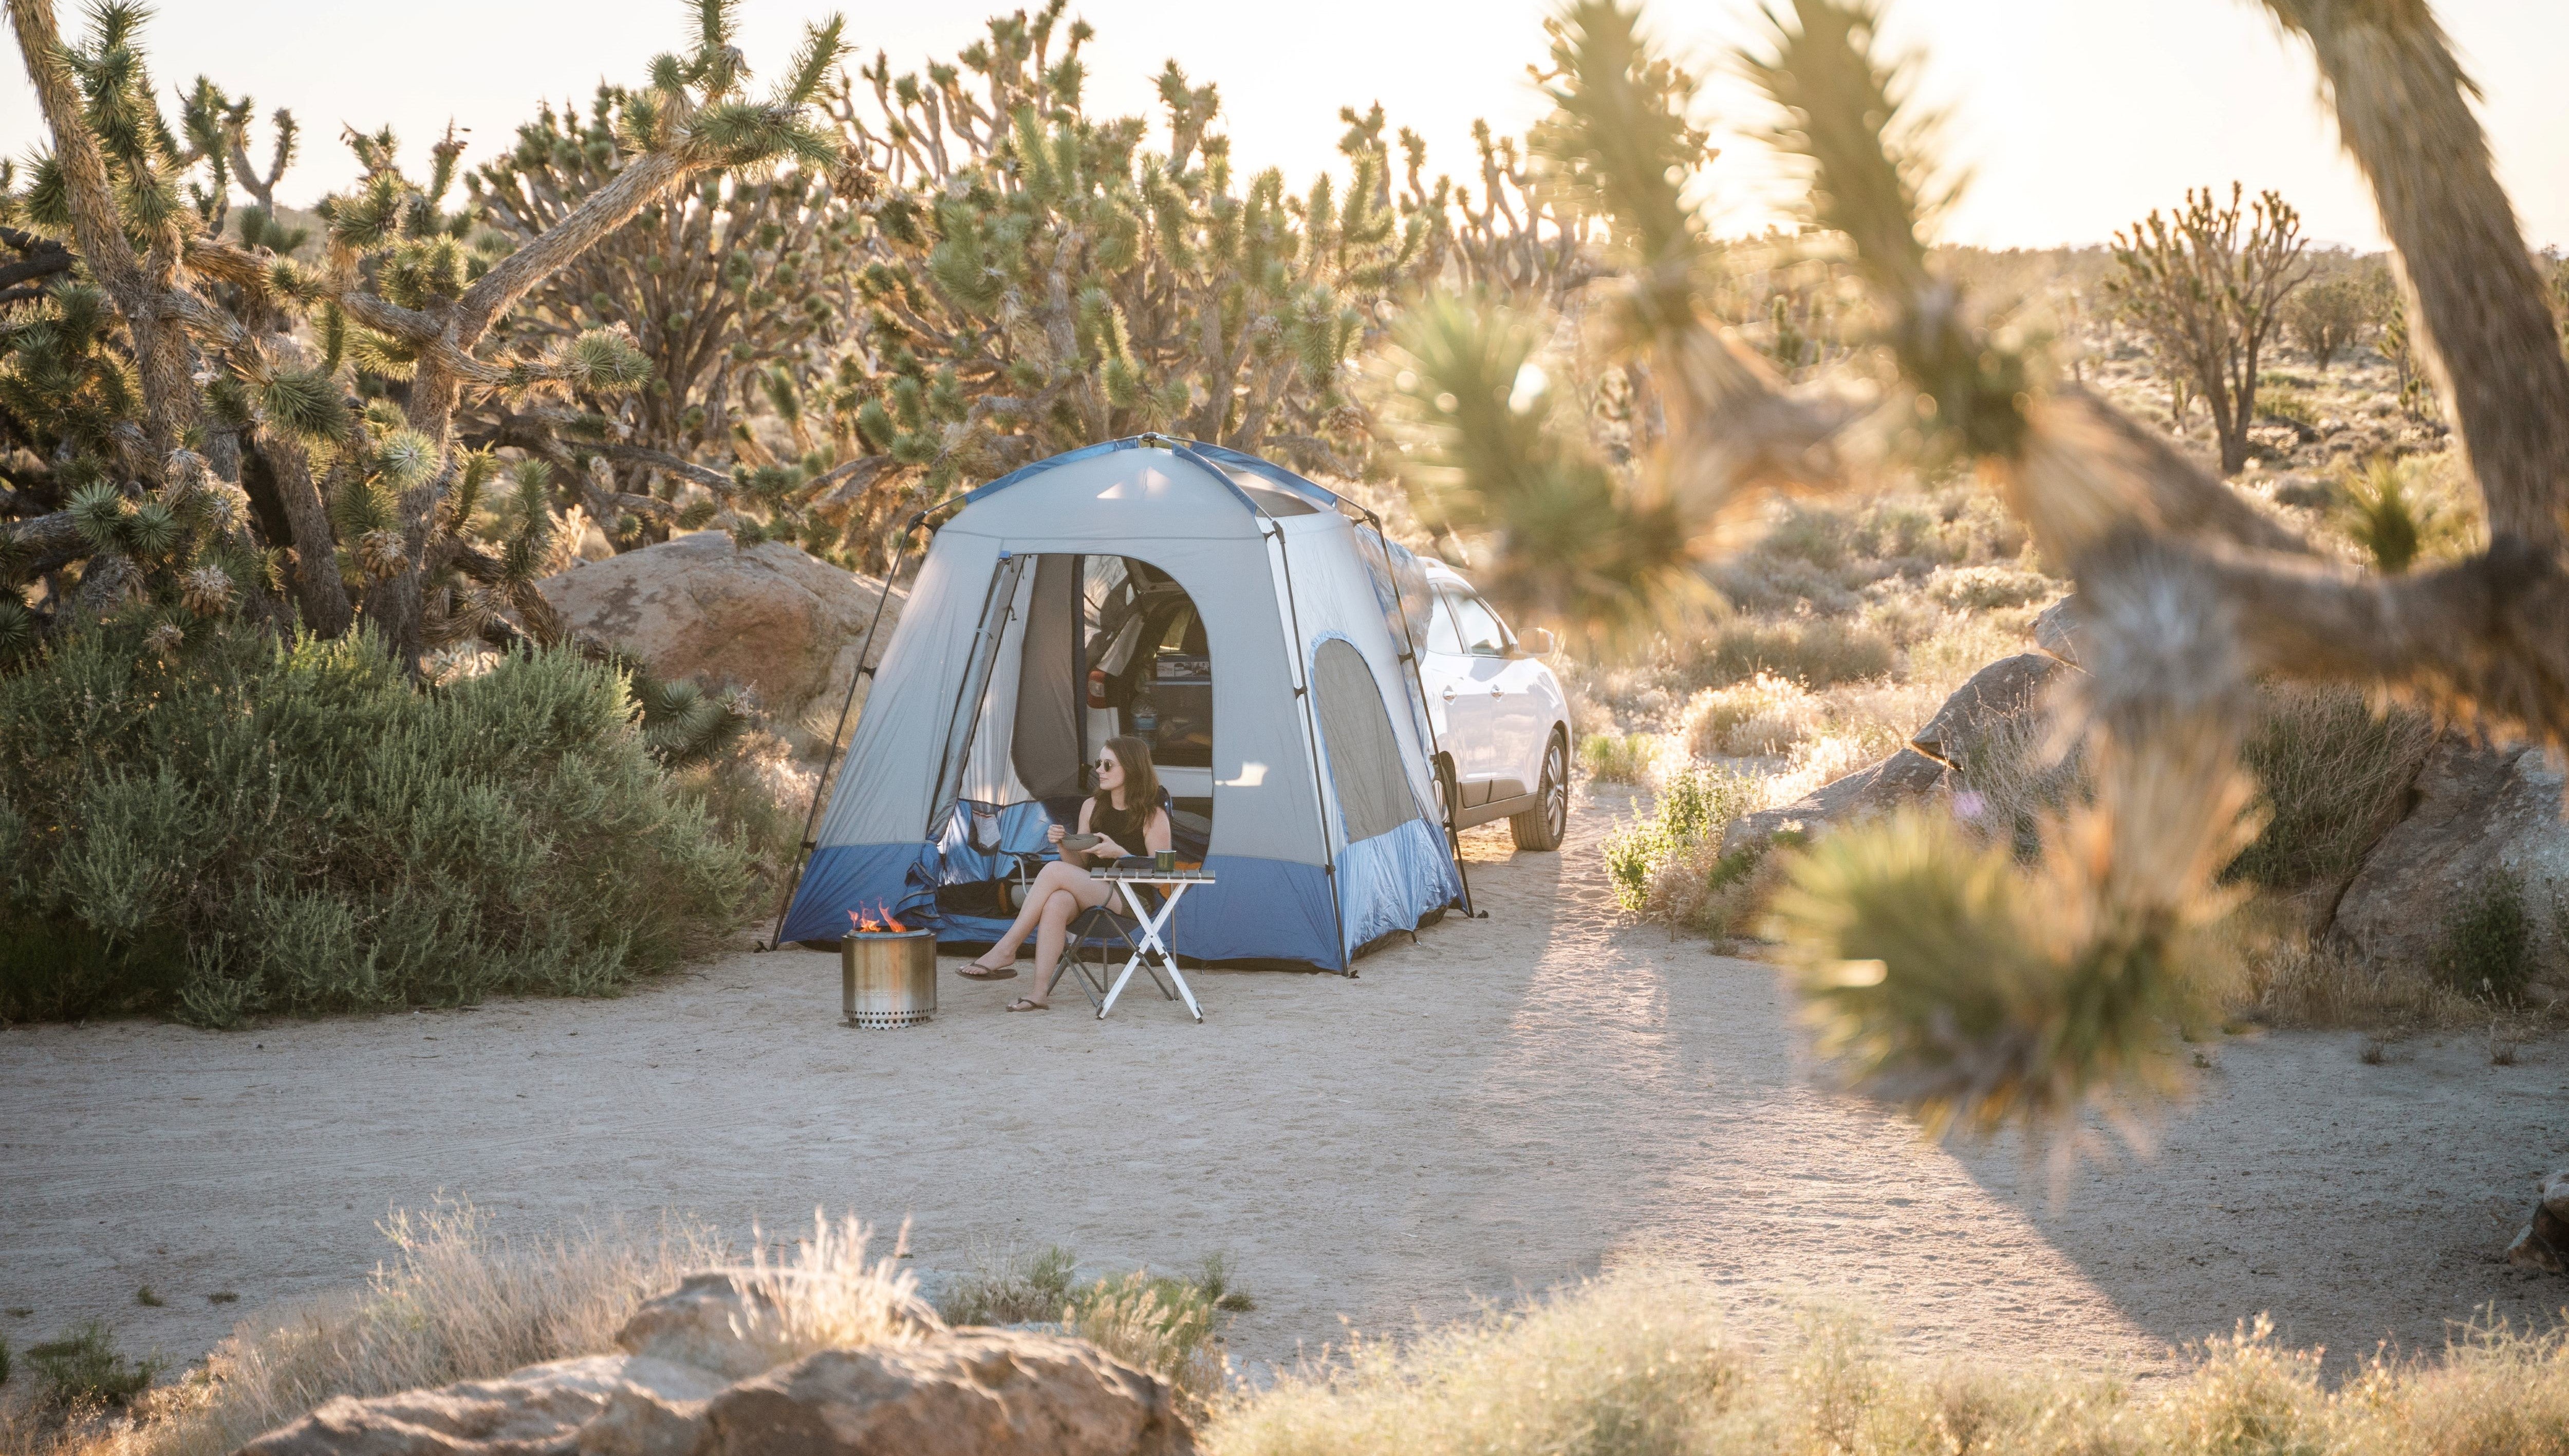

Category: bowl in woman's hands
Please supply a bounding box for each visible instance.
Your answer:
[1059,833,1102,853]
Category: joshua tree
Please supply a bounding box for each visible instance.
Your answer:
[1400,0,2567,1134]
[816,1,1465,499]
[2107,183,2313,473]
[470,87,883,558]
[1,0,849,668]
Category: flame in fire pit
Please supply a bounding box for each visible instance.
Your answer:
[848,902,908,935]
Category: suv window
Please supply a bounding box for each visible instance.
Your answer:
[1446,589,1510,657]
[1425,591,1463,655]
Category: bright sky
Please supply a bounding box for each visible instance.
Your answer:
[3,0,2562,252]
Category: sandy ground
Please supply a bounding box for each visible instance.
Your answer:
[6,780,2567,1384]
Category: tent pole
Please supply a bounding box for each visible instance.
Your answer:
[1355,507,1480,921]
[1266,520,1353,975]
[765,513,923,952]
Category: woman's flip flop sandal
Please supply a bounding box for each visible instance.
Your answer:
[1006,997,1050,1012]
[957,958,1017,980]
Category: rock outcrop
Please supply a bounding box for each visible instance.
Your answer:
[2322,739,2569,978]
[1716,654,2070,856]
[1906,653,2065,772]
[536,533,899,738]
[237,1272,1191,1456]
[238,1353,726,1456]
[2030,595,2087,667]
[1721,749,1949,857]
[697,1332,1198,1456]
[2508,1170,2569,1275]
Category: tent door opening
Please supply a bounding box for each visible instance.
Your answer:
[1082,557,1214,846]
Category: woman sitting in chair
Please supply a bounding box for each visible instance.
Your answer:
[960,735,1171,1011]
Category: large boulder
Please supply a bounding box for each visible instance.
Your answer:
[537,532,899,738]
[236,1353,725,1456]
[2507,1170,2569,1275]
[2031,595,2088,667]
[1907,652,2067,771]
[2322,739,2569,977]
[1721,749,1949,857]
[696,1331,1196,1456]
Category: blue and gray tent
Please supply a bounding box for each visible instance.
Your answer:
[778,436,1466,971]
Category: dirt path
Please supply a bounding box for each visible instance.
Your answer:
[6,781,2564,1379]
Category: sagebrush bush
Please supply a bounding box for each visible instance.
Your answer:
[1682,618,1896,690]
[1680,674,1820,758]
[2228,687,2432,890]
[0,624,750,1025]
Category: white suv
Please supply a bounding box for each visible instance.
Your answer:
[1414,563,1574,851]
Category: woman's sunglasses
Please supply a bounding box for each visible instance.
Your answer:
[1094,758,1120,772]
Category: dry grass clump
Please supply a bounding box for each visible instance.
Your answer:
[1924,563,2055,611]
[8,1202,919,1456]
[2226,687,2432,892]
[2239,935,2477,1030]
[1206,1266,1742,1455]
[1683,618,1897,691]
[1208,1268,2569,1456]
[1681,674,1823,758]
[933,1245,1251,1409]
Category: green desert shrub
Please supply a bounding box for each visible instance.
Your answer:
[1579,733,1660,785]
[0,623,749,1025]
[1602,768,1759,912]
[24,1323,156,1411]
[2227,687,2433,891]
[2435,872,2534,1004]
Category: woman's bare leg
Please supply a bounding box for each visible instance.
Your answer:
[1026,877,1113,1004]
[979,862,1091,965]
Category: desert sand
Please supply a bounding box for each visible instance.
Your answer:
[5,780,2565,1382]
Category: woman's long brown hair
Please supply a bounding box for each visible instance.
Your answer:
[1094,735,1160,817]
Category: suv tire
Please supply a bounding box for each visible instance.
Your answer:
[1509,732,1569,851]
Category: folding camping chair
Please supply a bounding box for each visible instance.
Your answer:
[1065,887,1178,1013]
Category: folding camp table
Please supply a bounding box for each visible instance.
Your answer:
[1090,867,1211,1021]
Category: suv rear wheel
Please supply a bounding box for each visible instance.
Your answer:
[1509,732,1569,851]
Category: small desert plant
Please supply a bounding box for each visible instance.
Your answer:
[1602,768,1760,912]
[2341,455,2429,572]
[934,1245,1081,1328]
[25,1323,156,1411]
[133,1289,161,1309]
[2434,872,2534,1004]
[1648,838,1787,940]
[1578,733,1661,785]
[2258,387,2319,430]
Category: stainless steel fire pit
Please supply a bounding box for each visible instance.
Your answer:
[842,927,937,1028]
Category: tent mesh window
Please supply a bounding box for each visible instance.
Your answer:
[1311,639,1419,845]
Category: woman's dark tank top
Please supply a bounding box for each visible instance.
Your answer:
[1089,795,1153,856]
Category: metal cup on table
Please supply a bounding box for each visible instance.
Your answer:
[1153,849,1177,873]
